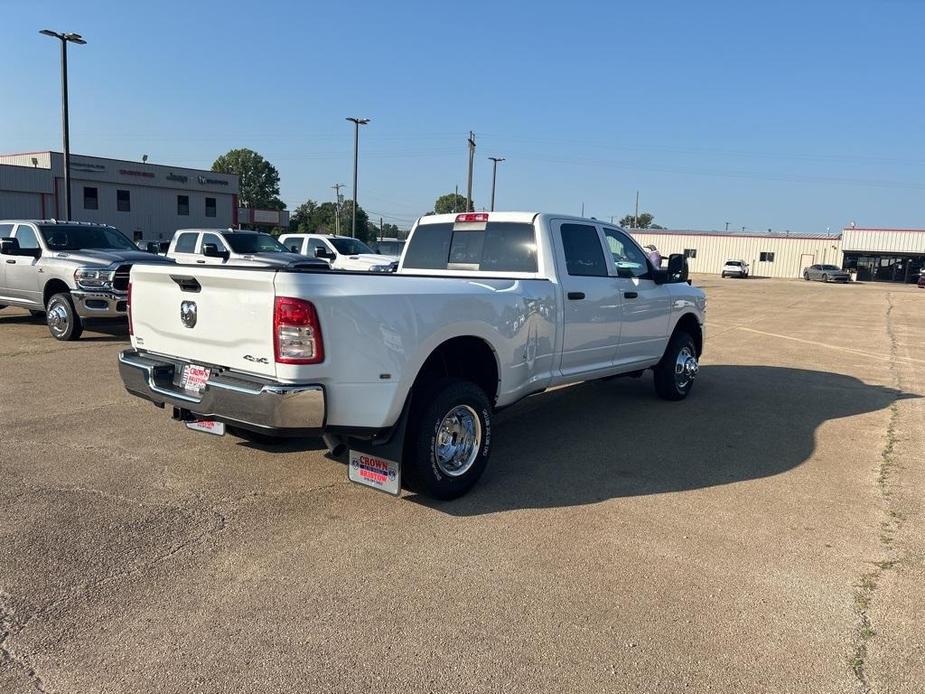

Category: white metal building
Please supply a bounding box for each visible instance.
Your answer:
[840,227,925,283]
[629,229,843,279]
[0,151,239,243]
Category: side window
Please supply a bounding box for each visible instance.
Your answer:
[205,197,216,218]
[84,186,99,210]
[0,223,14,241]
[760,251,775,262]
[684,248,697,258]
[177,195,190,216]
[560,224,607,277]
[286,240,303,253]
[309,239,328,257]
[117,189,131,212]
[601,227,649,278]
[14,225,40,250]
[200,233,224,253]
[174,232,198,253]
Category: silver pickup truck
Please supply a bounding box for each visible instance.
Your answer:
[0,219,170,340]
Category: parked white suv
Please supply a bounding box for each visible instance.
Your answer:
[167,229,327,269]
[721,259,749,278]
[278,233,398,271]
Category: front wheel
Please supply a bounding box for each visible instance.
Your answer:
[822,274,829,282]
[46,293,83,341]
[721,272,727,278]
[404,378,492,500]
[804,272,811,281]
[653,331,699,401]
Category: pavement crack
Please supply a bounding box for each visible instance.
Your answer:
[0,592,49,693]
[849,292,906,693]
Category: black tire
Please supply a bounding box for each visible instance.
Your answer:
[0,305,6,310]
[46,292,83,341]
[404,378,492,500]
[822,274,828,283]
[721,272,727,278]
[804,272,810,281]
[653,331,698,401]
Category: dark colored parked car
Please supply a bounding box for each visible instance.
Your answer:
[918,272,925,288]
[803,264,850,283]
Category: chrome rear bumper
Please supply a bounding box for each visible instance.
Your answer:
[118,349,325,435]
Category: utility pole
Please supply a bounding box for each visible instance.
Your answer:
[346,117,370,237]
[488,156,505,211]
[466,131,476,212]
[725,221,730,231]
[379,217,383,241]
[454,184,459,213]
[331,183,344,235]
[634,190,639,228]
[580,202,585,217]
[40,29,86,220]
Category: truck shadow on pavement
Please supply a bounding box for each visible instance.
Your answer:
[420,365,918,515]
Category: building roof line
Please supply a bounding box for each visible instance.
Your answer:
[628,229,842,240]
[843,227,925,233]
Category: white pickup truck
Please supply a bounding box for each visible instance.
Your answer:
[119,212,705,499]
[278,233,398,271]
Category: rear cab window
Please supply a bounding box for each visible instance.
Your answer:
[174,232,198,253]
[403,220,538,274]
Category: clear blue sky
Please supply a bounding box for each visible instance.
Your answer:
[4,0,924,231]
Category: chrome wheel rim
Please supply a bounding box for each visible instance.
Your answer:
[434,405,481,477]
[675,346,699,389]
[47,302,69,338]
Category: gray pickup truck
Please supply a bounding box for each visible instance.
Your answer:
[0,219,170,341]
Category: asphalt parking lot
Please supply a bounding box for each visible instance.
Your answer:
[1,277,923,693]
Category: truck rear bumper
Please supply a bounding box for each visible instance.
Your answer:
[118,349,325,435]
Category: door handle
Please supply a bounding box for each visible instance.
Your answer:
[4,259,14,264]
[567,291,585,300]
[196,260,206,264]
[624,291,638,299]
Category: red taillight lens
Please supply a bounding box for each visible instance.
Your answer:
[127,280,133,336]
[274,296,324,364]
[455,212,489,223]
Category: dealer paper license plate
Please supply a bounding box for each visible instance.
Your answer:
[180,364,211,394]
[185,420,225,436]
[349,450,401,496]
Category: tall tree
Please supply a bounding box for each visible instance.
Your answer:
[619,212,656,229]
[434,192,470,215]
[212,148,285,210]
[289,198,372,242]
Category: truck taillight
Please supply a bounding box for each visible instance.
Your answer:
[274,296,324,364]
[455,212,489,223]
[127,281,133,336]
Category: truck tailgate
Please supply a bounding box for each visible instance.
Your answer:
[129,264,277,378]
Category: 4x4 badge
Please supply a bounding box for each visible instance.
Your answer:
[180,301,197,328]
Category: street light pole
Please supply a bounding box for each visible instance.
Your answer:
[345,117,370,237]
[488,157,505,211]
[40,29,86,221]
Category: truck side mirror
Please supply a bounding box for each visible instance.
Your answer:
[145,242,160,254]
[314,247,334,260]
[0,237,20,255]
[667,253,687,283]
[202,243,228,259]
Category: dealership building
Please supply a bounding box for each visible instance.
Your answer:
[0,151,239,243]
[630,226,925,282]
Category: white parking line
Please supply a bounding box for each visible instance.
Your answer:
[710,324,925,365]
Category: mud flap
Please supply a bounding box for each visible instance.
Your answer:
[346,395,412,497]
